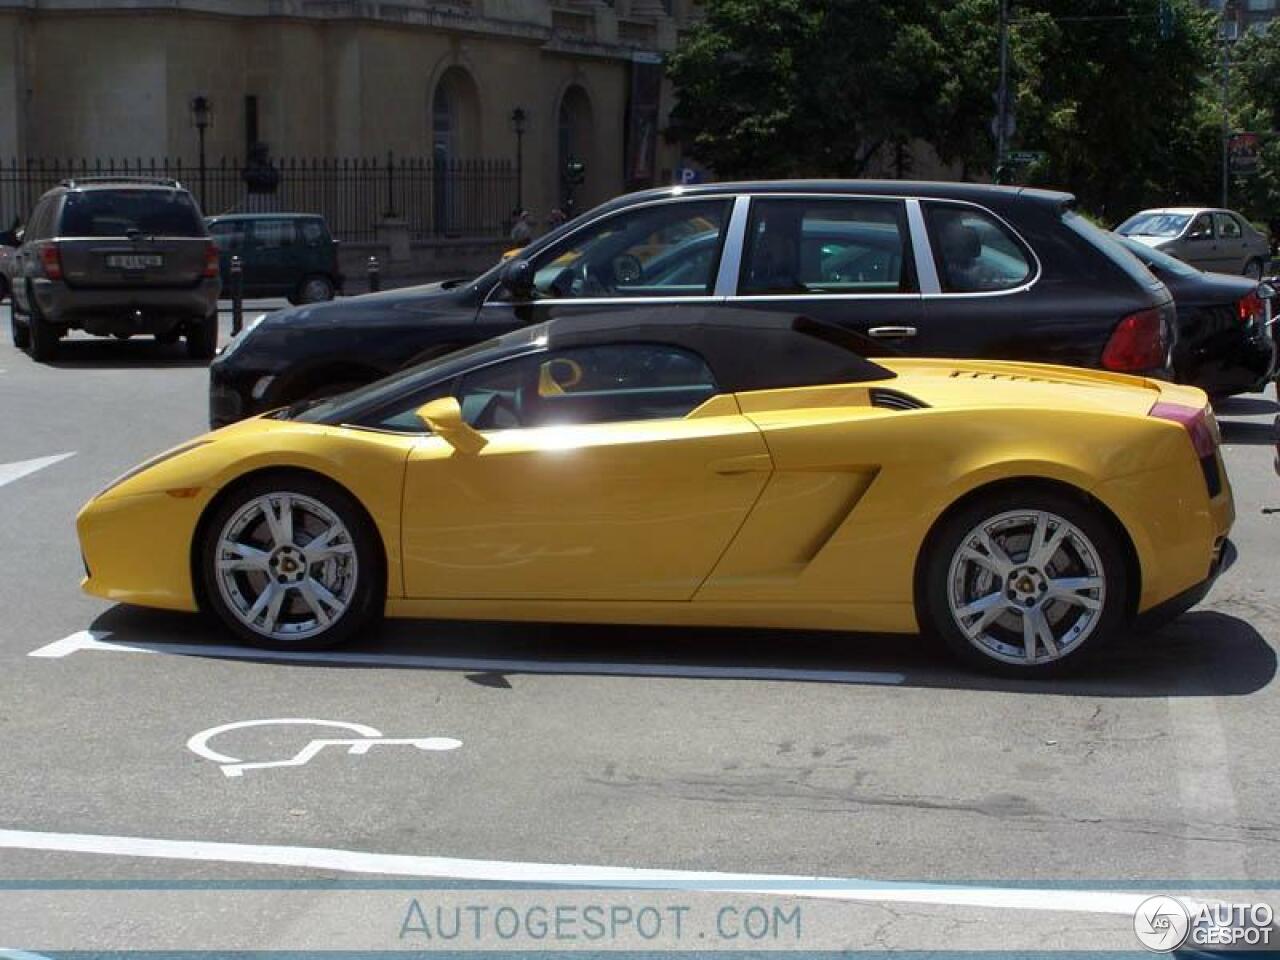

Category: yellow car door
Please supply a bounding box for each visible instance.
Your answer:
[399,343,773,601]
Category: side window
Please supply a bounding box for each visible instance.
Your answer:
[1215,213,1242,240]
[923,203,1034,293]
[209,221,246,252]
[251,219,296,250]
[509,200,731,301]
[740,198,914,295]
[451,344,719,430]
[1188,213,1215,241]
[299,220,328,246]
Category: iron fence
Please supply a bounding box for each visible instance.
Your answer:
[0,154,517,243]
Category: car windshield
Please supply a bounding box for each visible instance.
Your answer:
[290,325,549,424]
[60,189,205,237]
[1114,233,1201,277]
[1115,211,1190,238]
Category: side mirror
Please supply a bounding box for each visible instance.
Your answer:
[416,397,487,455]
[501,259,535,300]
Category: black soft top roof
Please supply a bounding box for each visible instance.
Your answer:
[524,307,895,392]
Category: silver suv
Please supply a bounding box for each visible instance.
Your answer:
[8,177,221,361]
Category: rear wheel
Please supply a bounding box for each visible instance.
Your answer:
[200,474,383,649]
[294,275,335,304]
[186,313,218,360]
[920,489,1129,677]
[10,309,29,349]
[26,290,59,362]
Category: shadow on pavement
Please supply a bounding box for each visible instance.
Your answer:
[43,336,210,370]
[1213,395,1277,417]
[1219,419,1276,446]
[84,604,1276,698]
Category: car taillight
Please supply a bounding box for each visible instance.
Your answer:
[1237,290,1264,325]
[1150,402,1218,459]
[203,242,220,279]
[1102,308,1166,373]
[38,243,63,281]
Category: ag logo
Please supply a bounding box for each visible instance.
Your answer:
[1134,895,1191,952]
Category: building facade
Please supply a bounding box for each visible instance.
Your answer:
[0,0,698,231]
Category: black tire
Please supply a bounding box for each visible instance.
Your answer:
[10,308,29,349]
[1244,258,1264,280]
[26,288,59,362]
[918,487,1130,677]
[293,274,335,305]
[200,472,384,650]
[186,312,218,360]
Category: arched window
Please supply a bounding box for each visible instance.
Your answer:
[430,66,480,235]
[557,84,593,212]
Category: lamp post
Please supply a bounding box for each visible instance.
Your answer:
[510,107,527,213]
[189,95,213,210]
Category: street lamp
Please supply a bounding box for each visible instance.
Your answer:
[189,95,213,210]
[510,107,527,213]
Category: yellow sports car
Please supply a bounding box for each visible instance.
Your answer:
[77,312,1235,675]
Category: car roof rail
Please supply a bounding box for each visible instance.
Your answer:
[59,175,184,189]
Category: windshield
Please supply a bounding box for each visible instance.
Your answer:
[1114,233,1200,277]
[60,189,205,237]
[1115,211,1190,238]
[291,325,548,424]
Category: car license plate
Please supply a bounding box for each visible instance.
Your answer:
[106,254,163,270]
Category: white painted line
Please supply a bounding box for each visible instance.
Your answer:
[29,631,906,686]
[0,827,1165,916]
[0,452,74,489]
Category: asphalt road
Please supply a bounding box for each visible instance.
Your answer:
[0,305,1277,951]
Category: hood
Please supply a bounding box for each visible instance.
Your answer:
[261,278,474,330]
[1123,235,1173,249]
[876,358,1206,417]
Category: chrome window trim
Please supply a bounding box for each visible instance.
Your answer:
[713,196,751,296]
[481,192,736,308]
[482,295,722,308]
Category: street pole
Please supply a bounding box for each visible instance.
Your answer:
[198,123,207,211]
[1221,18,1231,208]
[995,0,1010,182]
[515,128,524,212]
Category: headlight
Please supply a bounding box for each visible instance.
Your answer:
[96,439,211,499]
[216,313,267,360]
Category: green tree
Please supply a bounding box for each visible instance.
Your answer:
[1227,25,1280,222]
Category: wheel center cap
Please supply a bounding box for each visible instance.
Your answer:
[1007,566,1047,606]
[269,546,307,583]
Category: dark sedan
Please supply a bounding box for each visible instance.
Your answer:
[210,180,1177,428]
[1117,235,1275,398]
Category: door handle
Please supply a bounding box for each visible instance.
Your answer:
[868,325,918,338]
[710,453,772,475]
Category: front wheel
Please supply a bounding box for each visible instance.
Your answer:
[919,489,1130,677]
[293,275,336,305]
[1244,258,1264,280]
[200,474,383,649]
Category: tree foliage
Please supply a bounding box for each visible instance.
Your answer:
[667,0,1225,220]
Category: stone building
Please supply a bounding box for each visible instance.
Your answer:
[0,0,696,233]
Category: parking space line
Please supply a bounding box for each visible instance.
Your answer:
[28,631,906,685]
[0,827,1163,915]
[0,452,75,489]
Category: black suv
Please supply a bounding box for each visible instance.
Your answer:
[9,177,221,361]
[211,180,1176,427]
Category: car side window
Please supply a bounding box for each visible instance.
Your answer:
[251,219,296,250]
[923,203,1034,293]
[209,221,246,252]
[299,220,328,246]
[740,198,914,295]
[1188,213,1215,241]
[1215,213,1242,240]
[457,344,719,430]
[500,200,731,301]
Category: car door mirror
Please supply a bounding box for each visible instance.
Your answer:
[416,397,488,454]
[501,259,535,300]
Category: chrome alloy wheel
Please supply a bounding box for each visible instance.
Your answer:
[946,510,1106,666]
[214,492,358,641]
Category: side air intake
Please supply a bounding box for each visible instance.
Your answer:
[869,388,928,411]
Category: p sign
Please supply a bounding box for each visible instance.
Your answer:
[677,167,704,186]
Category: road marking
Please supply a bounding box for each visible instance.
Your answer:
[0,827,1175,915]
[187,718,461,777]
[29,631,906,686]
[0,452,74,489]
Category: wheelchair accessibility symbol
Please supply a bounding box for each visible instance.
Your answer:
[187,718,463,778]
